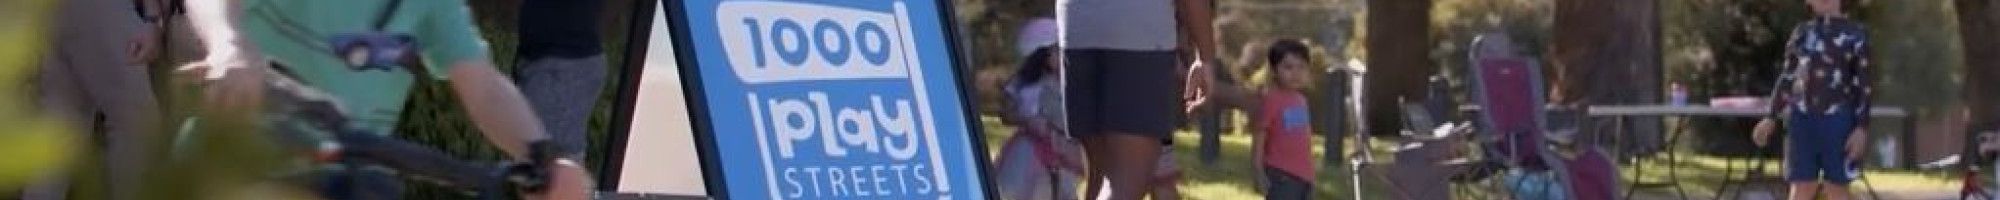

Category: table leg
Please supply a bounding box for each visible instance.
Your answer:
[1352,159,1367,200]
[1714,156,1737,200]
[1622,116,1639,200]
[1668,118,1688,200]
[1709,118,1740,200]
[1902,117,1915,170]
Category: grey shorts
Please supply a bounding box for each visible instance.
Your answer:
[1062,49,1182,138]
[515,55,608,158]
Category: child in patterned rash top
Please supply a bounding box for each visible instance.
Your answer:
[1753,0,1872,199]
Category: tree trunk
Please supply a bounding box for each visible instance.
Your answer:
[1961,0,2000,129]
[1959,0,2000,163]
[1363,0,1434,135]
[1554,0,1660,147]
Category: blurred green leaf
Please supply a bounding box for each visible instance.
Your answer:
[0,0,78,190]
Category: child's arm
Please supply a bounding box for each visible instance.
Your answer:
[1247,104,1269,188]
[449,60,595,200]
[185,0,270,117]
[1251,115,1265,164]
[1205,77,1261,113]
[1755,25,1808,147]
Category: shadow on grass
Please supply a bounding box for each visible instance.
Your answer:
[1616,150,1962,198]
[980,116,1403,199]
[975,115,1954,199]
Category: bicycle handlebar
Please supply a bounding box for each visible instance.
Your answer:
[258,70,549,199]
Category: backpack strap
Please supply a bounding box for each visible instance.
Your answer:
[369,0,441,83]
[373,0,404,31]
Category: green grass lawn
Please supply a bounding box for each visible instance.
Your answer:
[978,116,1962,199]
[980,116,1399,199]
[1616,150,1960,199]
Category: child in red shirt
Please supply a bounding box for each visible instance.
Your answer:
[1193,39,1317,199]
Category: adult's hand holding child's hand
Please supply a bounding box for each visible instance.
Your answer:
[1183,57,1215,115]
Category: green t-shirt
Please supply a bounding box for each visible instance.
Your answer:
[238,0,489,134]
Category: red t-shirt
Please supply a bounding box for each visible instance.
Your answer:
[1257,89,1315,179]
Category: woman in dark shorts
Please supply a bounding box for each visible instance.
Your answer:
[1058,0,1217,199]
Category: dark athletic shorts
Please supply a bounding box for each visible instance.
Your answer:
[1264,167,1311,200]
[1784,108,1860,185]
[1062,49,1182,138]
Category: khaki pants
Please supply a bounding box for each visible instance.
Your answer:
[24,0,166,199]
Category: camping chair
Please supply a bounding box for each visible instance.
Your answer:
[1463,39,1591,199]
[1547,109,1620,200]
[1384,98,1462,200]
[1364,95,1478,200]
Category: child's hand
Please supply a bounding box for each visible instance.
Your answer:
[1847,127,1867,160]
[1753,119,1777,147]
[1183,58,1213,115]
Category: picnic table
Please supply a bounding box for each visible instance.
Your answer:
[1587,105,1911,200]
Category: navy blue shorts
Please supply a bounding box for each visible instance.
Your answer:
[1784,109,1860,185]
[1062,49,1182,138]
[1264,167,1311,200]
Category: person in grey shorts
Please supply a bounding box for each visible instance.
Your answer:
[26,0,172,199]
[515,0,608,160]
[1059,0,1217,199]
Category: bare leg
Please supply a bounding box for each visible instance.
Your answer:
[1102,133,1162,200]
[1149,179,1179,200]
[1787,182,1819,200]
[1081,136,1108,199]
[1150,146,1180,200]
[39,1,162,198]
[1819,183,1852,200]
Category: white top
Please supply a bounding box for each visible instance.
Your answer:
[1057,0,1180,51]
[1008,77,1067,130]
